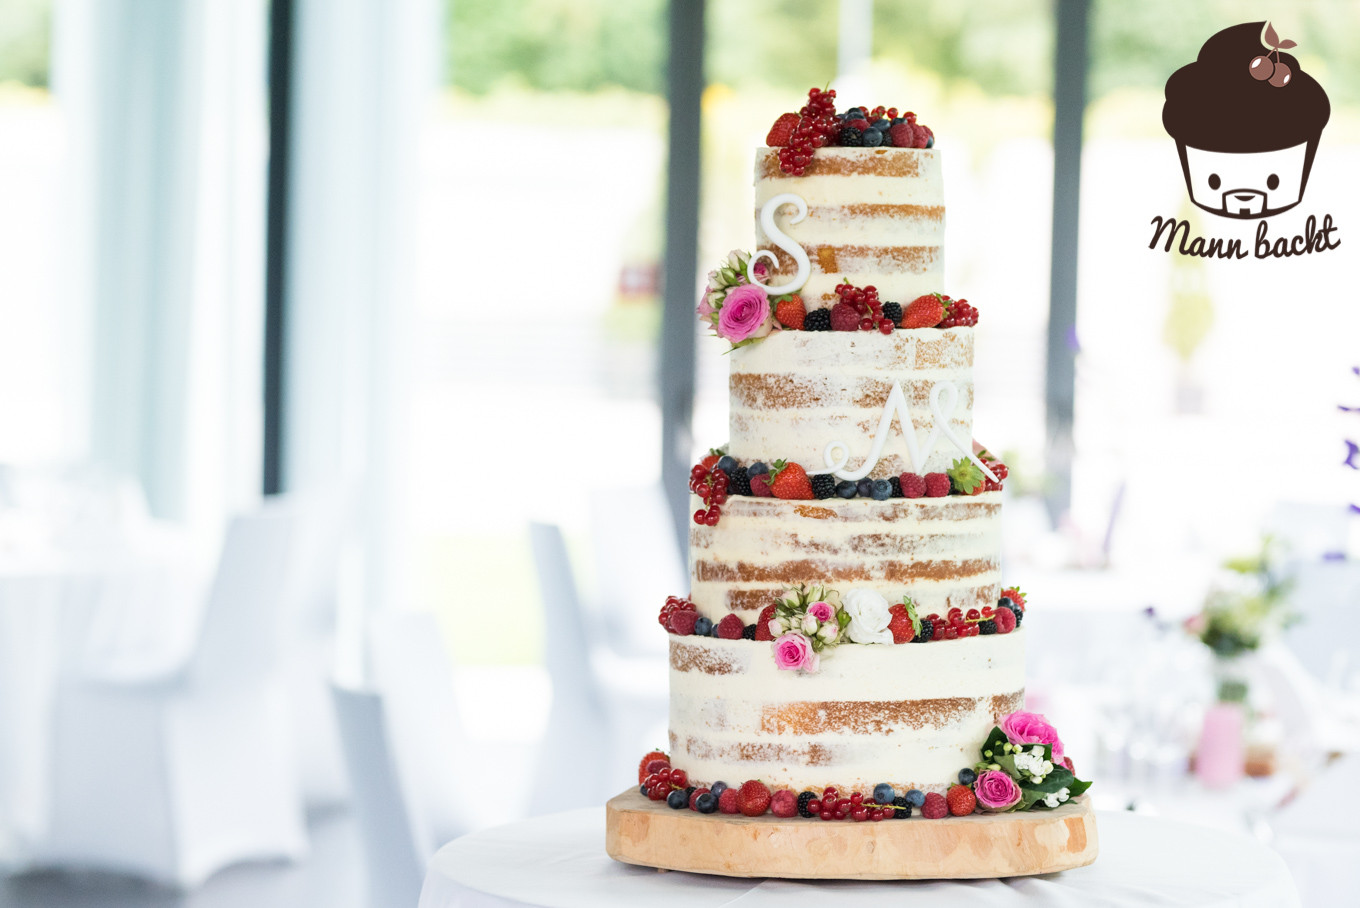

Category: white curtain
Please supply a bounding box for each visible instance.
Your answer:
[284,0,438,667]
[54,0,267,534]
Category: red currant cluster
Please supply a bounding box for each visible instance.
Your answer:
[658,595,695,629]
[777,87,837,176]
[834,281,895,334]
[641,764,689,802]
[982,460,1008,492]
[939,298,978,328]
[689,463,728,526]
[924,602,1017,640]
[806,787,900,822]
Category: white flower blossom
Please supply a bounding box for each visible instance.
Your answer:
[1012,750,1053,783]
[801,614,820,635]
[1041,787,1071,809]
[842,589,894,645]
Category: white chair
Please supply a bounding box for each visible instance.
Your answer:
[528,522,667,809]
[333,610,465,908]
[589,485,687,657]
[32,502,310,886]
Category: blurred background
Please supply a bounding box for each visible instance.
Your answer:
[1,0,1359,905]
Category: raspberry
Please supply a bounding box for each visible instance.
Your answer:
[637,751,668,782]
[887,122,916,148]
[770,789,799,818]
[914,124,935,148]
[899,473,926,498]
[755,604,776,641]
[921,792,948,819]
[774,295,806,329]
[993,605,1017,634]
[749,472,773,496]
[811,473,836,500]
[888,603,915,643]
[736,780,773,817]
[668,608,699,636]
[946,784,977,816]
[803,308,832,331]
[829,301,861,332]
[716,614,745,640]
[718,787,740,814]
[923,472,951,497]
[765,112,800,147]
[902,293,945,328]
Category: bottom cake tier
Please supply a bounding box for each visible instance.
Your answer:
[668,629,1025,794]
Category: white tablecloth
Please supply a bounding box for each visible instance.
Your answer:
[419,807,1300,908]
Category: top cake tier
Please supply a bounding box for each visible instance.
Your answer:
[754,147,944,309]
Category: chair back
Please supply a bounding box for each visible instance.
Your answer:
[188,501,304,687]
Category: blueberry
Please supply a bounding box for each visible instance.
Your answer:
[710,621,722,637]
[695,791,719,813]
[709,781,728,797]
[856,478,875,497]
[870,479,891,500]
[667,789,688,809]
[836,480,857,499]
[873,782,896,804]
[925,133,934,148]
[748,461,769,476]
[716,455,738,474]
[640,783,648,796]
[905,789,926,808]
[861,128,884,147]
[999,596,1014,609]
[891,117,904,126]
[959,768,978,786]
[694,616,713,636]
[870,118,889,130]
[845,107,864,119]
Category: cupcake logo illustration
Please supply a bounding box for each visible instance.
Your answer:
[1163,21,1329,219]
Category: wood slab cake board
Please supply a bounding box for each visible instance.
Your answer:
[606,789,1098,880]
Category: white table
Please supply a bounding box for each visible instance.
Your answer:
[419,807,1300,908]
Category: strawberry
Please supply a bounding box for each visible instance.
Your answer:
[716,614,745,640]
[887,122,916,148]
[736,780,772,817]
[637,750,669,783]
[923,472,951,497]
[774,295,806,330]
[921,791,948,819]
[946,784,976,816]
[718,787,740,814]
[947,457,985,496]
[754,604,777,641]
[899,472,926,499]
[1001,586,1026,612]
[770,789,799,818]
[888,603,915,643]
[829,301,861,331]
[768,461,813,500]
[765,112,801,147]
[901,293,946,328]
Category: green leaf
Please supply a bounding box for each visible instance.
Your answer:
[901,596,923,639]
[981,726,1010,758]
[947,457,985,494]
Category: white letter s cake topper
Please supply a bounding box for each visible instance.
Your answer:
[747,193,811,294]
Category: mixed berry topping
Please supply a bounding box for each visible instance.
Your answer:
[768,89,936,175]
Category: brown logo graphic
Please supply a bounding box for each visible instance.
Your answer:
[1163,21,1330,219]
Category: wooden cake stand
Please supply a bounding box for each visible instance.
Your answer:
[605,788,1098,880]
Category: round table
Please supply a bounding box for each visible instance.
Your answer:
[419,807,1300,908]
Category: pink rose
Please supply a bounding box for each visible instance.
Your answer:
[973,770,1022,811]
[807,601,834,622]
[696,293,714,320]
[1001,711,1065,762]
[716,283,773,342]
[773,632,819,672]
[751,259,769,281]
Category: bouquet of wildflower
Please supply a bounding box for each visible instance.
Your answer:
[969,712,1092,812]
[696,249,780,348]
[768,584,849,673]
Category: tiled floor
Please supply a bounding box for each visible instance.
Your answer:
[0,809,364,908]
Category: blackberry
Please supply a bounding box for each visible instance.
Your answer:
[796,791,817,818]
[979,619,997,635]
[742,623,757,640]
[804,308,832,331]
[888,476,903,497]
[835,480,857,499]
[891,795,912,818]
[882,301,902,323]
[838,126,864,147]
[811,473,836,500]
[728,465,751,496]
[915,617,934,642]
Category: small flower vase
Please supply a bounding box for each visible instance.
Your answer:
[1196,702,1245,788]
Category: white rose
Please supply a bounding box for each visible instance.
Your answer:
[842,589,893,645]
[801,613,820,635]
